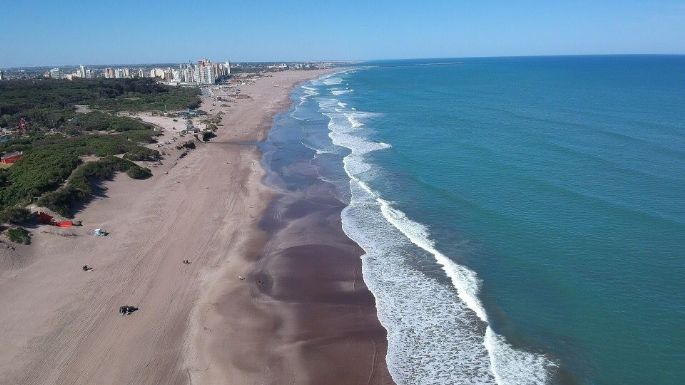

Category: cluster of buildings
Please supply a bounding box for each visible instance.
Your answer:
[42,58,231,85]
[47,65,93,80]
[1,60,337,83]
[103,59,231,85]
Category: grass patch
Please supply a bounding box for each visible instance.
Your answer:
[7,227,31,245]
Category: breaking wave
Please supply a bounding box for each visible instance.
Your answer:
[307,71,556,385]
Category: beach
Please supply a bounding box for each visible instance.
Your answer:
[0,69,392,385]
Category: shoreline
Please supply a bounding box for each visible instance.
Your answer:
[0,69,383,385]
[188,70,394,384]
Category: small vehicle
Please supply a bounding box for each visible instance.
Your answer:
[119,305,139,316]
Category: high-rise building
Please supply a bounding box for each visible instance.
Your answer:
[79,65,86,78]
[150,68,165,79]
[192,58,227,85]
[49,68,63,79]
[0,70,3,81]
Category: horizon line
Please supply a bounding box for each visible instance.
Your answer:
[2,53,685,70]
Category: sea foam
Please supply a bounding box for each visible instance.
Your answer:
[306,71,556,385]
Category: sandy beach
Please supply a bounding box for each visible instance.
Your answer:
[0,69,392,385]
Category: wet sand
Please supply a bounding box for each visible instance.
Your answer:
[0,69,393,385]
[188,74,395,385]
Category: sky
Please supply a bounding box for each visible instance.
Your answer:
[0,0,684,67]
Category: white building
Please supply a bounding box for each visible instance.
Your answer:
[49,68,63,79]
[150,68,165,79]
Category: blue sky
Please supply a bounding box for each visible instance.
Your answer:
[1,0,684,67]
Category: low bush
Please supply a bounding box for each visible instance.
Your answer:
[7,227,31,245]
[123,146,160,161]
[68,111,153,133]
[202,131,216,142]
[0,207,34,225]
[0,134,160,211]
[126,165,152,179]
[38,156,151,216]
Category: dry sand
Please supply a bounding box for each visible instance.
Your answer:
[0,70,393,385]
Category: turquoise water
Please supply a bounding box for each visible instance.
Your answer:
[289,56,685,385]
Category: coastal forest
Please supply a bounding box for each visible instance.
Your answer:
[0,78,201,234]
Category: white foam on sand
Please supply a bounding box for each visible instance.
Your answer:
[308,71,556,385]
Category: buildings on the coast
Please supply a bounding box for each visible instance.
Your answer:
[175,59,231,85]
[100,58,231,85]
[34,58,230,85]
[0,59,333,82]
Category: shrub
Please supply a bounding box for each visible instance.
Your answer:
[0,207,34,225]
[37,156,151,216]
[202,131,216,142]
[126,166,152,179]
[36,187,81,217]
[0,133,162,212]
[123,147,160,161]
[7,227,31,245]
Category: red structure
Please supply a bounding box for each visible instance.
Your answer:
[38,212,54,224]
[0,152,22,165]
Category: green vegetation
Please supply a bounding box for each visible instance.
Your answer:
[0,78,191,218]
[0,133,161,211]
[0,207,35,225]
[7,227,31,245]
[122,146,161,161]
[38,156,151,217]
[67,111,153,132]
[0,78,200,130]
[126,165,153,179]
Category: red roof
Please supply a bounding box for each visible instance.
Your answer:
[1,152,22,164]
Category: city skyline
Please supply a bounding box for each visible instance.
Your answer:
[0,59,337,70]
[6,58,231,85]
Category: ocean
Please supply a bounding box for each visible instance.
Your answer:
[272,56,685,385]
